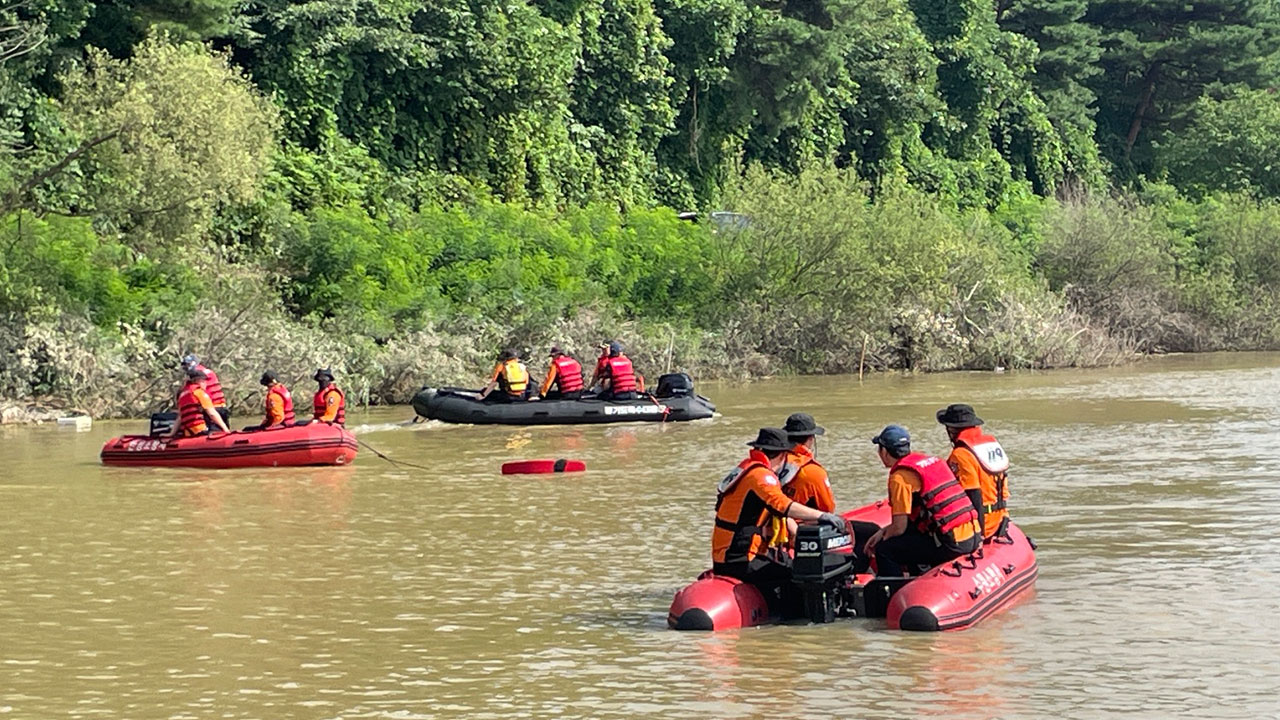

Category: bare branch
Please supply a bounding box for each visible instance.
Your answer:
[0,128,123,214]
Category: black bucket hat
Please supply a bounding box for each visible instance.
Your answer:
[936,403,983,428]
[313,368,334,382]
[783,412,825,439]
[746,427,792,452]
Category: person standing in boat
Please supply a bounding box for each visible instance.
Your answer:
[181,354,229,427]
[257,371,295,429]
[863,425,981,576]
[713,427,849,600]
[597,341,640,400]
[479,349,530,403]
[536,346,584,401]
[171,367,231,437]
[937,403,1011,540]
[312,368,346,425]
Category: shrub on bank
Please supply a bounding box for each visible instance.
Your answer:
[6,169,1280,419]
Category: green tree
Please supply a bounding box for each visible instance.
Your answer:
[1086,0,1278,178]
[1157,90,1280,198]
[2,35,278,245]
[995,0,1104,184]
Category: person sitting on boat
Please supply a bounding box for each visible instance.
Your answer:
[863,425,981,577]
[598,341,639,401]
[776,412,879,572]
[312,368,346,425]
[258,371,295,429]
[937,403,1011,540]
[479,349,530,403]
[536,346,584,401]
[714,427,849,600]
[181,353,229,427]
[588,340,611,389]
[172,368,231,437]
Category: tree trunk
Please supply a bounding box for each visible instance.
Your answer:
[1124,66,1160,160]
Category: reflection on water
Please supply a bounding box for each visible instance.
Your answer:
[2,352,1280,718]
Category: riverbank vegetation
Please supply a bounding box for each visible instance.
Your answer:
[3,0,1280,417]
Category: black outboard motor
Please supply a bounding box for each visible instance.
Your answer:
[150,412,177,437]
[655,372,694,398]
[791,522,857,623]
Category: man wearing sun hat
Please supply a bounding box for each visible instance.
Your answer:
[937,403,1011,539]
[712,427,848,595]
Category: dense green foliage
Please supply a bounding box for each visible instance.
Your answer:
[4,0,1280,417]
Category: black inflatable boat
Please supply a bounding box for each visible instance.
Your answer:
[411,373,716,425]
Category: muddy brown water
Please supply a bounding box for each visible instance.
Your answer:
[2,353,1279,718]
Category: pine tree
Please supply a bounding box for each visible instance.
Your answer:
[1086,0,1279,178]
[996,0,1102,182]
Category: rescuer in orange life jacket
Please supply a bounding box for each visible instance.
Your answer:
[863,425,981,577]
[312,368,346,425]
[937,403,1011,539]
[479,349,530,403]
[257,371,295,429]
[536,345,584,400]
[171,367,231,438]
[180,353,229,427]
[713,427,849,599]
[774,413,881,573]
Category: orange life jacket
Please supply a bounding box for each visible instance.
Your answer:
[177,383,210,436]
[313,385,346,425]
[195,364,226,407]
[266,382,295,426]
[550,355,584,392]
[891,452,978,549]
[713,451,791,564]
[605,355,636,393]
[957,425,1013,520]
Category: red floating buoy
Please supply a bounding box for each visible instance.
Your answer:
[501,458,586,475]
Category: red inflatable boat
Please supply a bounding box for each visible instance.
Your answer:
[667,500,1037,632]
[100,423,359,469]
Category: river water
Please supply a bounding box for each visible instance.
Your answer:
[2,353,1279,719]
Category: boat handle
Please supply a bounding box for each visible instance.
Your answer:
[969,589,982,599]
[234,439,250,445]
[1002,564,1016,575]
[941,562,964,578]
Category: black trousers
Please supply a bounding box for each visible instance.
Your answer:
[875,527,973,577]
[543,390,582,400]
[849,520,881,574]
[484,391,525,403]
[714,553,794,595]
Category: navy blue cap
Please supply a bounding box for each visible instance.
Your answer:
[608,340,624,355]
[871,424,911,453]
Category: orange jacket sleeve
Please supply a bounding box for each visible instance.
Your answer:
[887,468,921,516]
[539,362,558,396]
[265,393,284,425]
[795,464,836,513]
[746,467,795,517]
[319,389,340,422]
[947,447,983,491]
[195,387,215,411]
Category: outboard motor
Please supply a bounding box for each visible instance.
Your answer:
[791,522,857,623]
[655,372,694,399]
[149,412,177,437]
